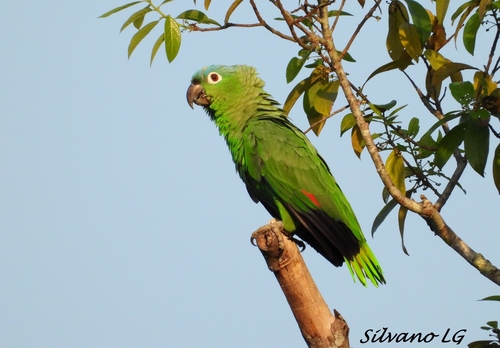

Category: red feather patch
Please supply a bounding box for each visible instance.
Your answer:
[301,190,321,207]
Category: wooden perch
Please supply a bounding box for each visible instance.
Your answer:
[251,221,350,348]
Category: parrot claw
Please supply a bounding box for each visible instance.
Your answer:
[290,236,306,252]
[250,235,257,246]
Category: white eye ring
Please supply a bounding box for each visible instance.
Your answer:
[207,72,222,84]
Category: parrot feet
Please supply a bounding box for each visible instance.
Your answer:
[249,219,306,252]
[289,236,306,252]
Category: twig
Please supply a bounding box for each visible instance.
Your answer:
[248,0,297,43]
[434,155,467,211]
[189,22,265,31]
[330,0,346,33]
[271,0,316,50]
[485,11,500,75]
[303,104,350,134]
[340,0,383,60]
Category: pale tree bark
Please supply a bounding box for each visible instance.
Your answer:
[252,220,350,348]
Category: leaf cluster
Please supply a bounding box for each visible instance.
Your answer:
[99,0,226,64]
[336,0,500,243]
[468,296,500,348]
[100,0,500,286]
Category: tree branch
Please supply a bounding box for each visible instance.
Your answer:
[421,197,500,284]
[316,1,500,286]
[485,10,500,76]
[304,104,349,135]
[271,0,316,50]
[339,0,382,60]
[252,221,350,348]
[434,155,468,211]
[248,0,297,43]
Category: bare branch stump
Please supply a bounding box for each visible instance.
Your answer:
[251,221,350,348]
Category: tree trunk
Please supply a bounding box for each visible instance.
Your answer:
[251,221,350,348]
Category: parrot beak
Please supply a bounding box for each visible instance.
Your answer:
[187,81,209,109]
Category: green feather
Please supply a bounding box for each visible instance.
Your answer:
[188,65,385,287]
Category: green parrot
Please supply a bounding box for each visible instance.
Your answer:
[187,65,385,287]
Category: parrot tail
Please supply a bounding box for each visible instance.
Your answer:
[345,241,386,287]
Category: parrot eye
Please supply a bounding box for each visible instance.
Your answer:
[207,72,222,84]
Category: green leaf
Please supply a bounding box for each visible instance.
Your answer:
[424,48,450,70]
[420,111,463,141]
[304,59,323,69]
[304,79,323,113]
[351,125,364,158]
[303,78,336,136]
[314,80,339,115]
[363,59,413,86]
[407,117,420,136]
[128,21,159,58]
[452,1,477,46]
[286,56,308,84]
[372,199,398,236]
[371,100,397,114]
[225,0,243,24]
[387,1,408,61]
[386,149,406,194]
[478,0,491,22]
[432,62,476,85]
[487,320,498,328]
[327,10,353,17]
[204,0,211,10]
[399,22,422,62]
[474,71,498,96]
[120,6,151,32]
[435,0,450,24]
[493,144,500,194]
[340,113,356,136]
[464,119,490,176]
[417,132,437,159]
[303,81,325,136]
[177,10,221,26]
[449,81,474,104]
[471,109,490,122]
[275,15,313,28]
[133,15,145,30]
[389,104,408,117]
[369,103,383,117]
[306,111,326,136]
[451,1,473,24]
[398,203,409,255]
[150,32,165,66]
[98,1,142,18]
[480,295,500,301]
[403,0,432,45]
[468,340,498,348]
[463,12,481,55]
[164,15,181,63]
[434,124,465,169]
[340,50,356,62]
[283,77,312,115]
[382,187,390,204]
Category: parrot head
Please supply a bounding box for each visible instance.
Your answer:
[186,65,265,112]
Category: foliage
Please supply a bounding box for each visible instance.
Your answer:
[99,0,500,287]
[468,296,500,347]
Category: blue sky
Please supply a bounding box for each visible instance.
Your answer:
[1,1,499,347]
